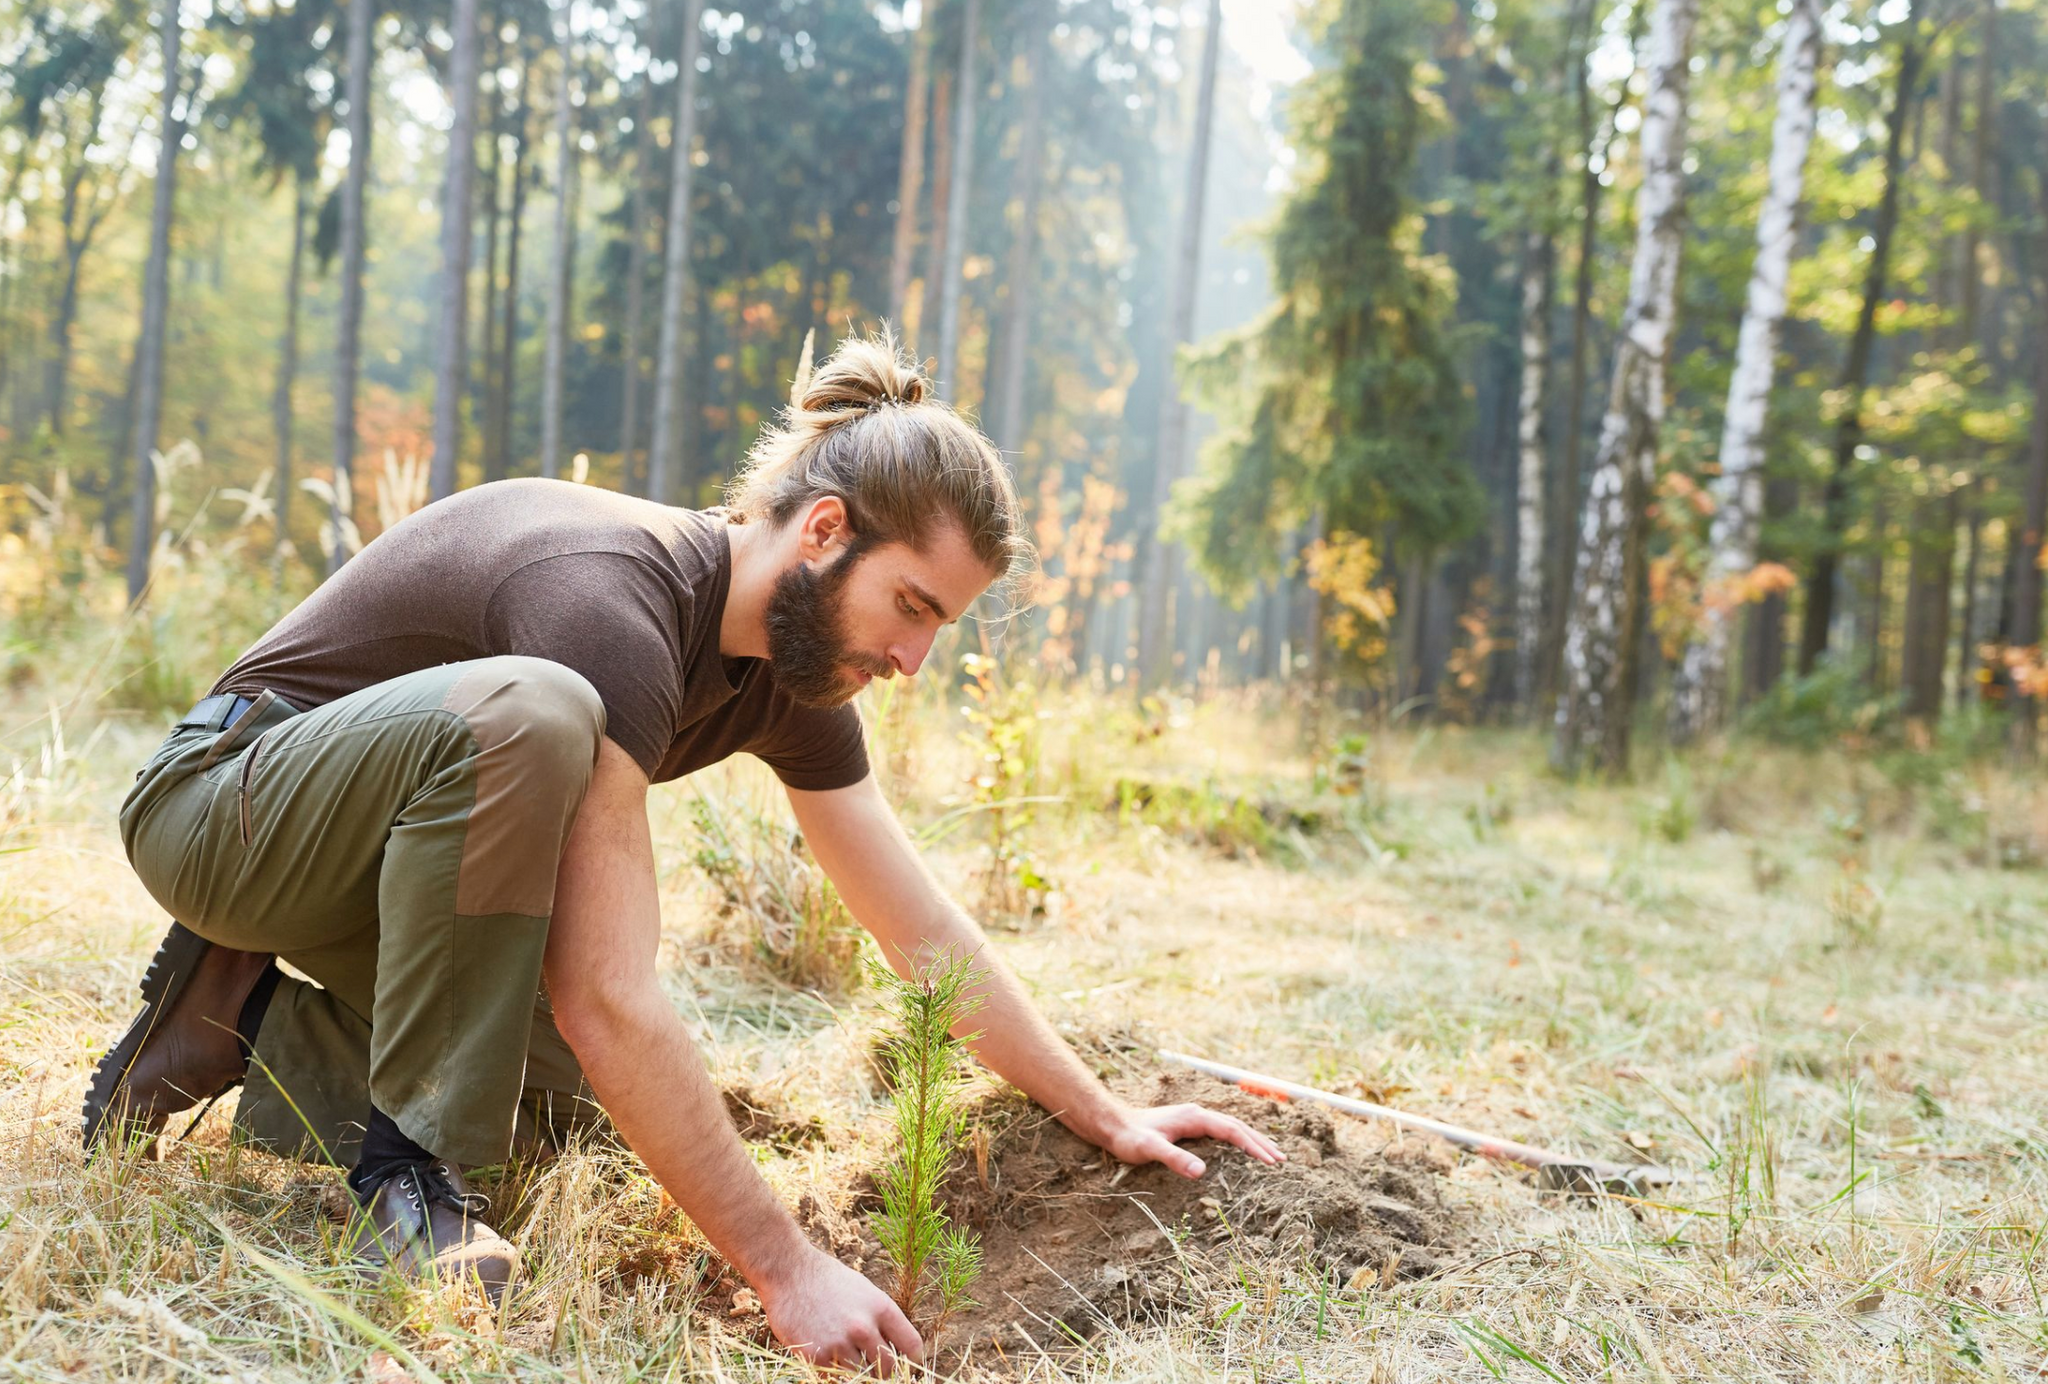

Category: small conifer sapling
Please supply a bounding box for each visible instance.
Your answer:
[867,949,988,1336]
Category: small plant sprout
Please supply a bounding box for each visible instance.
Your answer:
[867,947,988,1337]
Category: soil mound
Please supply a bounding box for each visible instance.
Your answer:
[801,1069,1460,1366]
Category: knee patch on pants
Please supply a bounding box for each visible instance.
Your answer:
[439,656,605,919]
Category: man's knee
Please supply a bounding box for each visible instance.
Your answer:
[441,656,605,795]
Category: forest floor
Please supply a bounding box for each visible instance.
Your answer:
[2,681,2046,1382]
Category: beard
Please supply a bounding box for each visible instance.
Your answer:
[763,540,892,709]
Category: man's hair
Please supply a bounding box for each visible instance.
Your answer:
[725,331,1032,582]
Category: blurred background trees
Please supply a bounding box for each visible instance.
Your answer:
[2,0,2047,767]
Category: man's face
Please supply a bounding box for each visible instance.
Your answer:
[765,522,996,709]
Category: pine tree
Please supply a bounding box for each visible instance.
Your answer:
[1177,0,1478,671]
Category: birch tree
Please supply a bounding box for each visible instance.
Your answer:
[124,0,184,603]
[429,0,483,501]
[1551,0,1698,776]
[1668,0,1821,740]
[1512,229,1553,711]
[647,0,705,505]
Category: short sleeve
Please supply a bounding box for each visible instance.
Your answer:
[751,695,870,792]
[483,553,683,779]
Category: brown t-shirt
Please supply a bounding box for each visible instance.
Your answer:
[212,478,869,791]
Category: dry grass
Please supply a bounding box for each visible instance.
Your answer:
[2,674,2046,1381]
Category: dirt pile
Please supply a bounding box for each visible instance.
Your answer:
[796,1069,1461,1366]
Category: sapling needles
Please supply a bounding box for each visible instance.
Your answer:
[868,949,987,1334]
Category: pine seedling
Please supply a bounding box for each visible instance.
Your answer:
[867,949,988,1333]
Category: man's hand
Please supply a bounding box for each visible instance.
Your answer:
[757,1246,923,1377]
[1097,1102,1287,1179]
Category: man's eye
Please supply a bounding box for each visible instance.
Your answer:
[899,597,919,618]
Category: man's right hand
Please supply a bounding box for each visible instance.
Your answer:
[757,1246,924,1376]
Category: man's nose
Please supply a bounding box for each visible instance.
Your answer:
[890,629,936,678]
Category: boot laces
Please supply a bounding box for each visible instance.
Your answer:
[401,1161,491,1217]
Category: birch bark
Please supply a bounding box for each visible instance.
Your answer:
[1512,230,1553,712]
[1668,0,1820,740]
[1552,0,1698,776]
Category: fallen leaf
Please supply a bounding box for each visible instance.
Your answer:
[365,1352,416,1384]
[1625,1131,1655,1152]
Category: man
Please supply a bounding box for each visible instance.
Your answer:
[85,335,1281,1375]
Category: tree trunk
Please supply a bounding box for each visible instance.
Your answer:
[921,69,954,362]
[429,0,484,500]
[934,0,980,399]
[1745,474,1795,702]
[273,171,308,559]
[1956,479,1981,706]
[475,28,502,428]
[46,239,86,438]
[125,0,184,604]
[989,10,1047,457]
[1552,0,1698,777]
[1961,0,1993,351]
[1798,11,1921,674]
[488,50,532,484]
[331,0,373,575]
[44,90,111,440]
[1136,0,1223,690]
[1668,0,1820,740]
[1902,493,1956,720]
[1512,228,1554,713]
[618,14,656,496]
[647,0,705,505]
[1544,12,1636,699]
[888,0,935,336]
[2013,276,2048,658]
[540,1,576,480]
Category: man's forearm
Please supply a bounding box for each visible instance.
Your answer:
[554,982,811,1287]
[889,902,1123,1144]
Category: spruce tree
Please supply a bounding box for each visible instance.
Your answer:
[1176,0,1478,672]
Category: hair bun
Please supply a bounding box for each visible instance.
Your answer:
[797,332,929,416]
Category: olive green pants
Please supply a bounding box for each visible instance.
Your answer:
[118,657,609,1168]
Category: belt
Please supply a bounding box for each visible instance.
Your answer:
[177,693,258,733]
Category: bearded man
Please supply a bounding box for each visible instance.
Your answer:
[84,335,1280,1376]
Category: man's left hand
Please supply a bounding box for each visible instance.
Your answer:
[1098,1103,1288,1179]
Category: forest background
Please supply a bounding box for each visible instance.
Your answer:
[2,0,2047,759]
[5,1,2048,1378]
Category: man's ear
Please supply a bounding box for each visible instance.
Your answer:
[795,495,852,561]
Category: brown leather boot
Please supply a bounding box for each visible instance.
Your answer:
[81,922,278,1155]
[347,1161,521,1304]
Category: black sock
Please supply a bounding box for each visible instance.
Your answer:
[347,1105,439,1201]
[235,961,282,1058]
